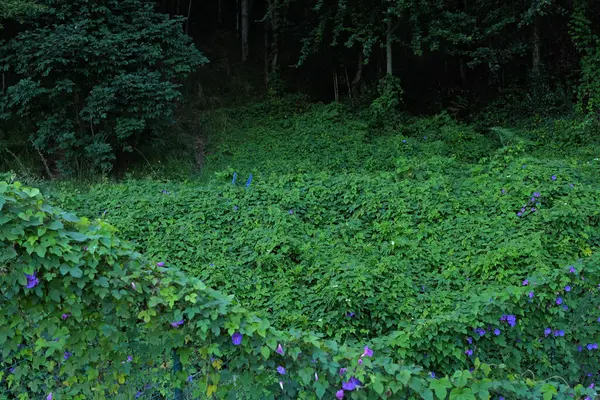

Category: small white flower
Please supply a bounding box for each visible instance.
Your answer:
[391,241,395,246]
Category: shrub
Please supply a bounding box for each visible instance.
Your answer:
[0,0,207,175]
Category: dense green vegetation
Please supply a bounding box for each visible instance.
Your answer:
[1,0,600,398]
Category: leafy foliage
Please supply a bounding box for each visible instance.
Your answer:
[42,104,600,388]
[1,173,597,398]
[0,0,207,174]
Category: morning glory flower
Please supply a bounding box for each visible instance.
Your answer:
[569,266,576,273]
[315,372,318,381]
[565,285,571,292]
[430,372,436,378]
[25,272,39,289]
[170,319,184,328]
[517,212,522,217]
[544,328,551,336]
[531,207,536,212]
[231,332,243,346]
[465,349,473,356]
[587,343,598,350]
[279,381,284,390]
[533,192,541,197]
[64,351,72,360]
[342,377,361,391]
[528,291,534,298]
[578,346,583,352]
[474,328,486,336]
[135,391,143,398]
[276,344,284,355]
[522,279,529,286]
[494,328,501,336]
[47,394,52,400]
[563,305,568,311]
[339,368,347,376]
[187,375,193,382]
[61,313,70,320]
[358,359,363,365]
[346,312,355,318]
[127,355,133,362]
[276,366,286,375]
[556,297,563,305]
[232,172,237,185]
[336,390,345,399]
[597,317,600,322]
[157,262,165,267]
[505,315,517,327]
[289,210,294,214]
[245,174,253,188]
[551,175,557,181]
[233,206,239,211]
[521,207,526,213]
[553,330,565,337]
[466,337,473,344]
[361,346,373,357]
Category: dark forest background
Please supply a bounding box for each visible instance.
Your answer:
[1,0,599,175]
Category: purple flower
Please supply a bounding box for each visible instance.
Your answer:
[61,313,70,320]
[597,317,600,322]
[528,291,534,298]
[569,266,576,273]
[276,366,286,375]
[346,312,355,318]
[276,344,284,355]
[531,207,536,212]
[245,174,253,188]
[465,349,473,356]
[157,262,165,267]
[9,367,15,373]
[556,297,563,305]
[358,358,363,365]
[127,355,133,362]
[570,183,574,188]
[342,377,361,391]
[170,319,184,328]
[336,390,345,399]
[587,343,598,350]
[64,351,72,360]
[494,328,501,336]
[233,205,239,211]
[361,346,373,357]
[565,285,571,292]
[517,212,522,217]
[533,192,541,198]
[466,337,473,344]
[505,315,517,327]
[430,372,436,378]
[232,172,238,185]
[47,394,52,400]
[474,328,486,337]
[136,391,143,398]
[232,332,243,346]
[520,207,526,213]
[25,272,39,289]
[501,189,506,194]
[563,305,569,311]
[339,368,347,376]
[544,328,551,337]
[551,175,557,181]
[578,345,583,352]
[522,279,529,286]
[288,210,294,214]
[187,375,193,382]
[553,330,565,337]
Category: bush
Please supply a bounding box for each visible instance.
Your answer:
[0,0,207,175]
[1,177,596,399]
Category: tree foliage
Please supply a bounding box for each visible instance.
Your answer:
[0,0,207,174]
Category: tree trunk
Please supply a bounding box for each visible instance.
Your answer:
[531,14,541,81]
[264,19,270,85]
[241,0,249,62]
[333,68,339,102]
[351,51,363,99]
[386,19,393,75]
[185,0,192,35]
[218,0,222,25]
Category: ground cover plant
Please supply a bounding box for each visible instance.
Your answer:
[36,103,600,394]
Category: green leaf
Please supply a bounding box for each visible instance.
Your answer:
[430,378,452,399]
[260,346,270,360]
